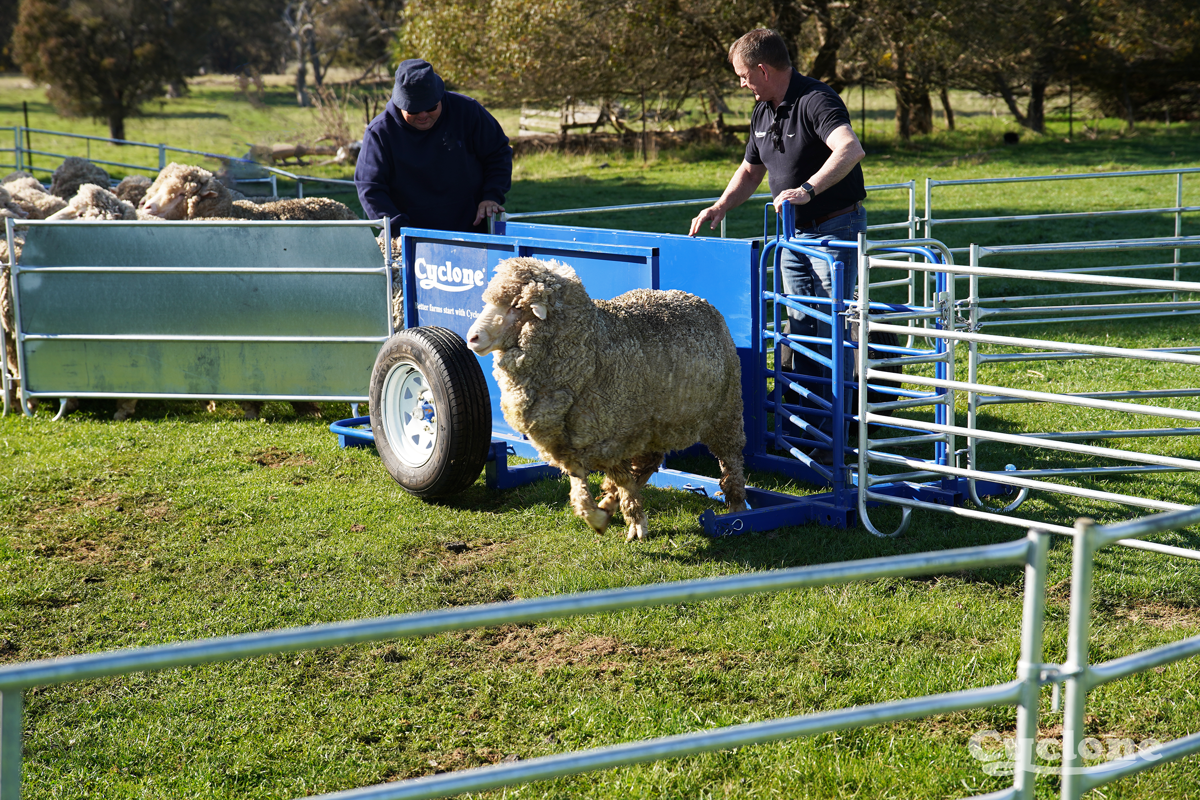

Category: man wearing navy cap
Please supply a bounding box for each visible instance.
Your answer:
[355,59,513,233]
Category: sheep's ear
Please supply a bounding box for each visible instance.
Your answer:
[530,302,548,320]
[201,190,218,199]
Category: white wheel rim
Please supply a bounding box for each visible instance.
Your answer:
[380,359,437,468]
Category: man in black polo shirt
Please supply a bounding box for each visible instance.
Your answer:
[689,28,866,465]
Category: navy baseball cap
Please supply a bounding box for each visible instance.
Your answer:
[392,59,445,112]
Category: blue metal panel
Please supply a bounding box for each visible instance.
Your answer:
[501,222,758,349]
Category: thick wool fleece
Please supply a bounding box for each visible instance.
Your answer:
[482,257,746,486]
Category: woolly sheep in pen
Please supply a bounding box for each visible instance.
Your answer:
[139,162,358,222]
[0,186,28,220]
[139,162,235,219]
[47,184,137,221]
[49,157,110,200]
[114,175,153,208]
[2,173,68,219]
[466,257,747,542]
[230,196,357,221]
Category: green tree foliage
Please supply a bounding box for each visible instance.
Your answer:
[200,0,291,77]
[1083,0,1200,125]
[12,0,199,141]
[0,0,17,70]
[400,0,767,121]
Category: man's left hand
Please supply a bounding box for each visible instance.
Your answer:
[474,200,506,225]
[773,186,812,213]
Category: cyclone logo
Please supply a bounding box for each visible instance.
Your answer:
[414,257,486,292]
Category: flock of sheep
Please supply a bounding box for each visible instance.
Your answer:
[1,157,364,420]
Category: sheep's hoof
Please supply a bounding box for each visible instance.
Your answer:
[585,508,610,533]
[625,522,647,542]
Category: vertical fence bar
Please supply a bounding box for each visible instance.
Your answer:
[12,128,21,174]
[1013,529,1050,799]
[908,180,918,240]
[1060,518,1097,800]
[0,690,22,800]
[1175,171,1183,287]
[270,174,278,197]
[158,144,166,171]
[831,254,847,495]
[298,181,304,199]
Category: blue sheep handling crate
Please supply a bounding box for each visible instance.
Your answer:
[329,219,995,536]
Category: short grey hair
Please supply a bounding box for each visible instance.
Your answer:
[728,29,792,71]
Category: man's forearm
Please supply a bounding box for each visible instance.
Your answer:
[806,129,865,196]
[714,162,766,213]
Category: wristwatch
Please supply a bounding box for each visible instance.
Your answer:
[801,181,816,198]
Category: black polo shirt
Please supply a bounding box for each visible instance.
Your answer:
[745,70,865,222]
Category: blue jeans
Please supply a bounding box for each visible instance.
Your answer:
[778,203,867,440]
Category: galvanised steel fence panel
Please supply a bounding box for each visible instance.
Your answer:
[0,533,1051,800]
[7,218,392,410]
[922,169,1200,320]
[853,237,1200,557]
[1059,506,1200,799]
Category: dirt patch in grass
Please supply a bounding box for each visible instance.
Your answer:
[30,533,127,565]
[461,625,656,674]
[248,447,315,468]
[1111,602,1200,630]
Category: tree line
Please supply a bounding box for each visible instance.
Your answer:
[3,0,1198,143]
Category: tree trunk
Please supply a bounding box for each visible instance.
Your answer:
[108,114,125,143]
[306,28,323,87]
[810,1,844,90]
[1122,67,1135,130]
[1027,80,1046,133]
[893,46,910,140]
[992,74,1028,127]
[294,41,310,107]
[912,91,933,135]
[939,87,955,131]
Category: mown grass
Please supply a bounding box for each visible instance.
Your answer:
[2,75,1200,798]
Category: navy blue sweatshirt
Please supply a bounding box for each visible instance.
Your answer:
[355,92,513,234]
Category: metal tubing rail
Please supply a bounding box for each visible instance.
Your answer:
[503,181,917,239]
[0,536,1048,800]
[855,239,1200,546]
[1060,508,1200,799]
[312,682,1026,800]
[5,125,355,197]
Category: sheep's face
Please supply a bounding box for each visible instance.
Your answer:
[139,180,190,219]
[466,295,546,355]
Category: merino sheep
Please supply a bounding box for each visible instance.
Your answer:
[49,157,110,200]
[48,184,137,221]
[2,173,68,219]
[114,175,153,208]
[0,186,28,219]
[139,162,234,219]
[230,197,357,221]
[466,257,747,541]
[139,162,357,222]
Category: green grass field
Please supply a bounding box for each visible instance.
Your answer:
[3,74,1200,799]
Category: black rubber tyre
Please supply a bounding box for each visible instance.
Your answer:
[369,327,491,498]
